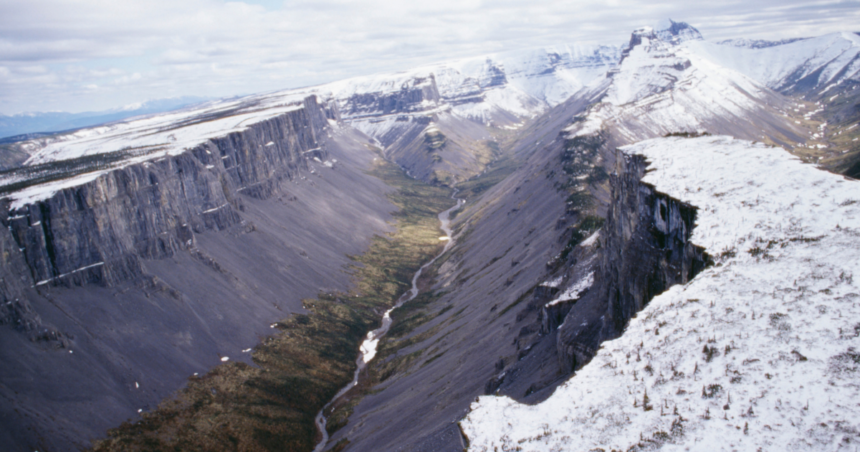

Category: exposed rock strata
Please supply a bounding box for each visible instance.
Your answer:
[0,96,400,452]
[557,149,711,372]
[1,96,328,296]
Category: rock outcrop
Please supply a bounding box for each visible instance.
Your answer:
[339,75,442,123]
[0,95,404,452]
[1,96,328,295]
[557,149,711,372]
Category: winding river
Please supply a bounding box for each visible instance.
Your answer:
[313,191,465,452]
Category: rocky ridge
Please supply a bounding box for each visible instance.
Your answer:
[463,135,860,451]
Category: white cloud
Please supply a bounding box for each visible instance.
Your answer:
[0,0,858,114]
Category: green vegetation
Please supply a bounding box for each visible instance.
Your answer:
[91,156,455,452]
[558,133,605,185]
[559,215,604,261]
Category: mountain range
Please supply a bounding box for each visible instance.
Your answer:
[0,19,858,452]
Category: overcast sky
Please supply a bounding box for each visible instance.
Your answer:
[1,0,858,115]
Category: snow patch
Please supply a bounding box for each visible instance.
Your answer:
[547,272,594,307]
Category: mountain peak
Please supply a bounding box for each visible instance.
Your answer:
[626,19,702,51]
[655,19,703,43]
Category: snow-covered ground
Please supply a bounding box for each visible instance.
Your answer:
[2,41,620,208]
[22,93,310,166]
[321,43,620,115]
[565,25,788,143]
[691,32,860,93]
[462,135,860,451]
[1,91,316,208]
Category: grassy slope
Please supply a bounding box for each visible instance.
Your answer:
[90,156,455,452]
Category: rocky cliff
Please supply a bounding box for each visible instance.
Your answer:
[2,95,327,297]
[338,75,442,124]
[0,95,402,451]
[557,148,711,372]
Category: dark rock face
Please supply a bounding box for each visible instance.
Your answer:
[0,96,401,452]
[1,96,328,295]
[621,20,702,61]
[557,150,711,372]
[339,76,441,120]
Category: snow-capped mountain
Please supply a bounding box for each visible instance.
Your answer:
[3,16,860,452]
[320,43,621,125]
[2,91,329,208]
[2,42,621,192]
[462,135,860,451]
[693,32,860,97]
[311,42,621,159]
[458,22,860,452]
[565,21,805,147]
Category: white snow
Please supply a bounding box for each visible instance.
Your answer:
[580,230,600,247]
[314,42,620,128]
[34,261,104,286]
[688,32,860,91]
[201,204,228,214]
[547,272,594,307]
[463,135,860,451]
[3,91,315,208]
[541,275,564,289]
[565,31,778,144]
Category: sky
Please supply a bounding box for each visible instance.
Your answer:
[1,0,858,115]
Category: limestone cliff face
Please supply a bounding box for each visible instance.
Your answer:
[0,96,330,327]
[338,75,442,121]
[557,150,711,372]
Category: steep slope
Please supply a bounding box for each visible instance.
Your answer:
[463,135,860,451]
[693,33,860,97]
[3,19,858,452]
[313,21,851,452]
[317,89,602,452]
[566,23,806,149]
[0,96,404,451]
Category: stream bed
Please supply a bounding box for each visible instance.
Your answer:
[313,191,464,452]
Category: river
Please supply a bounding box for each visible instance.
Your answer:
[313,191,465,452]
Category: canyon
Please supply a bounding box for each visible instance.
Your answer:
[0,20,858,452]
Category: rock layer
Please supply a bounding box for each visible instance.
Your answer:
[0,96,401,452]
[557,149,711,372]
[2,96,327,295]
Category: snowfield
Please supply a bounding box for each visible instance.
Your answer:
[462,135,860,451]
[564,26,795,145]
[2,91,316,208]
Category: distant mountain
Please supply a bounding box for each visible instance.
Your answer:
[694,32,860,96]
[0,96,210,141]
[717,37,809,49]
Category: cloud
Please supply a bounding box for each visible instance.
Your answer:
[0,0,858,113]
